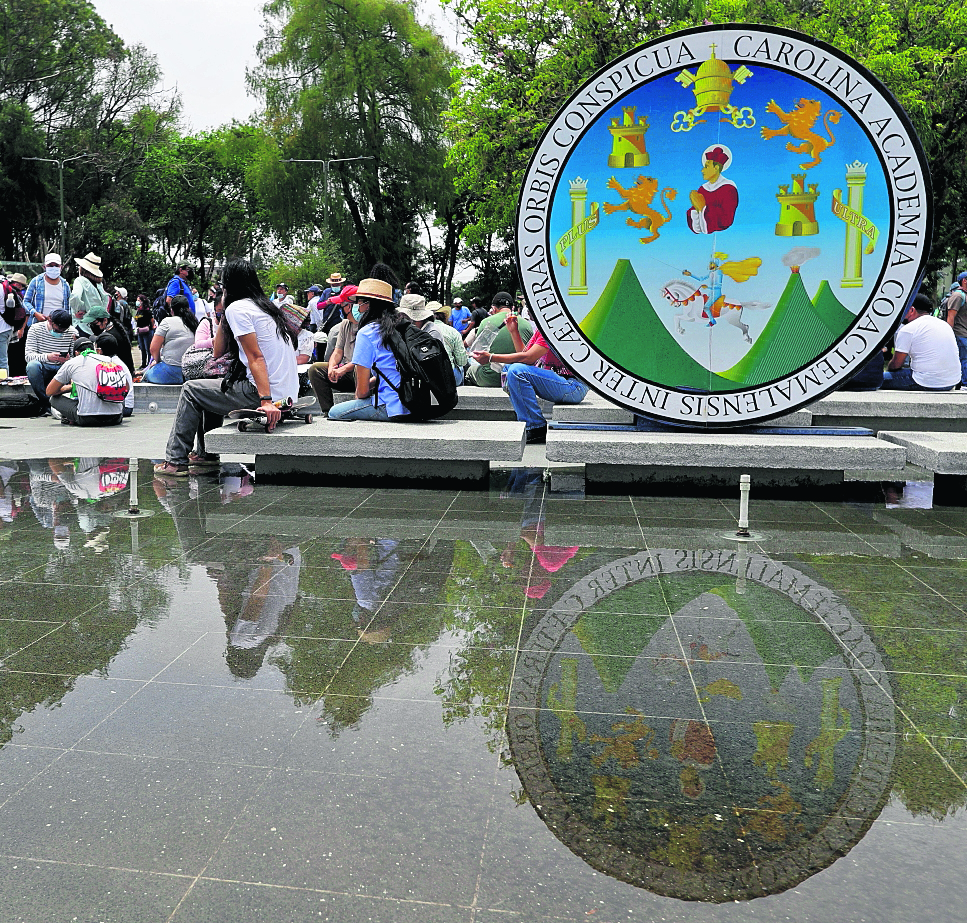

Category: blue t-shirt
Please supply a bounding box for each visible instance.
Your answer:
[165,276,194,306]
[352,323,409,418]
[450,305,471,333]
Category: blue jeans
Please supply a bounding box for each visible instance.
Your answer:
[0,329,10,372]
[26,359,62,409]
[957,336,967,386]
[454,366,465,387]
[143,360,185,384]
[506,363,589,429]
[137,331,153,368]
[328,398,391,422]
[882,368,956,391]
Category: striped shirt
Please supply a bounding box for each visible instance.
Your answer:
[25,323,77,364]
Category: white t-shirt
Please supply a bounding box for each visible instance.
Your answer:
[54,353,134,417]
[297,328,314,359]
[895,314,961,388]
[226,298,298,402]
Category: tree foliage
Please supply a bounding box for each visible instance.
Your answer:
[249,0,458,280]
[445,0,967,277]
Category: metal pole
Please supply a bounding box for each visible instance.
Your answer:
[128,457,140,515]
[58,160,65,256]
[736,474,751,538]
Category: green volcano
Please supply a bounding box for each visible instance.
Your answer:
[580,259,733,391]
[720,273,856,386]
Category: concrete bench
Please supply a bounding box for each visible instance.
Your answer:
[809,391,967,433]
[877,431,967,504]
[545,430,906,493]
[0,380,40,414]
[333,385,535,420]
[205,417,526,486]
[551,391,813,427]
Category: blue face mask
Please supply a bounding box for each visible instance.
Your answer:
[50,329,64,338]
[351,305,365,323]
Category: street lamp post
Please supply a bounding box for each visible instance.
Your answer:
[22,152,92,256]
[282,156,374,226]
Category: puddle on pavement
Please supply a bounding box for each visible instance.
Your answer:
[0,458,965,922]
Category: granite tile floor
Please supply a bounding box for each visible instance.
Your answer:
[0,430,965,921]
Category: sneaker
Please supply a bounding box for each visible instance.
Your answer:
[153,461,189,477]
[50,407,63,421]
[525,424,547,445]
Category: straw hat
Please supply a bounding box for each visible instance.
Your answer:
[326,272,345,285]
[74,252,103,278]
[351,278,395,305]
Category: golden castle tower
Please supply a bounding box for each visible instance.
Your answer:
[608,107,649,168]
[775,174,820,237]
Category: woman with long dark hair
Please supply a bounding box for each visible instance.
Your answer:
[143,294,198,384]
[154,259,298,476]
[327,278,410,421]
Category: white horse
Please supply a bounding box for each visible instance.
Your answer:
[661,278,769,345]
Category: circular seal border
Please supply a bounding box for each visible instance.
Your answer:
[515,24,932,427]
[507,549,897,901]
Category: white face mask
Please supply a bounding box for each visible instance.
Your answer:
[45,266,61,280]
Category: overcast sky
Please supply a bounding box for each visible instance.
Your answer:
[94,0,460,132]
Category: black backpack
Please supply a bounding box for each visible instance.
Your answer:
[151,288,168,322]
[373,318,458,420]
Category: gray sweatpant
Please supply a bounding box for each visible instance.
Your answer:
[165,378,258,465]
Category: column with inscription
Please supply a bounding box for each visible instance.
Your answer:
[840,162,866,288]
[568,179,589,295]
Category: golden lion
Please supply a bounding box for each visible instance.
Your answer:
[602,176,677,244]
[759,98,842,169]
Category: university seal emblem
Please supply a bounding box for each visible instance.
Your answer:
[516,25,931,426]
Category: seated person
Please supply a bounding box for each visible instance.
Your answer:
[397,295,467,385]
[472,313,587,444]
[840,348,886,392]
[307,285,359,413]
[426,300,469,385]
[24,308,77,414]
[882,292,961,392]
[45,334,133,426]
[154,259,299,476]
[327,279,409,422]
[143,294,197,384]
[466,292,533,386]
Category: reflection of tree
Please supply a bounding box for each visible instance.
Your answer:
[801,554,967,819]
[434,540,524,749]
[0,461,173,746]
[275,539,456,735]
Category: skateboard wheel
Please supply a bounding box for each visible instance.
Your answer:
[305,414,313,424]
[238,421,250,432]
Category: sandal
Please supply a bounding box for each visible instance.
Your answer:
[188,452,220,468]
[153,461,189,477]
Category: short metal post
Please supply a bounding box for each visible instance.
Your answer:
[128,458,140,515]
[736,474,751,538]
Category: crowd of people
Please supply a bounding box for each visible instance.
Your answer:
[7,250,966,455]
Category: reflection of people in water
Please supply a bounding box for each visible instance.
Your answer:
[686,144,738,234]
[227,541,302,677]
[500,468,580,599]
[332,538,401,642]
[0,463,24,526]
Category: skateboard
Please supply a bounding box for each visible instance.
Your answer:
[228,395,315,432]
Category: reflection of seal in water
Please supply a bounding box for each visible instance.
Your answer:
[507,549,896,903]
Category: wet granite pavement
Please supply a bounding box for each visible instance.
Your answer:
[0,447,965,921]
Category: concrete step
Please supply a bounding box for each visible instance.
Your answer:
[205,417,526,486]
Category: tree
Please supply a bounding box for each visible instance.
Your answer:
[444,0,967,276]
[249,0,458,280]
[131,126,275,283]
